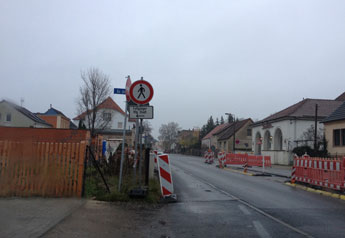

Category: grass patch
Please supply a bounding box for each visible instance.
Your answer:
[84,166,161,203]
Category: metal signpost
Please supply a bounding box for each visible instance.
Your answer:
[129,78,154,190]
[117,76,131,192]
[117,76,154,193]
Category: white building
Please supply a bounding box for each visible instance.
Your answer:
[0,100,52,128]
[73,97,136,154]
[251,97,344,165]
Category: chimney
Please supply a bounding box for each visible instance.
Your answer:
[50,104,52,109]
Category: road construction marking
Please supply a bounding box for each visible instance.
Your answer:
[238,204,251,215]
[253,221,271,238]
[173,165,313,237]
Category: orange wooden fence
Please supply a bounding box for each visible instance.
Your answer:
[0,140,87,197]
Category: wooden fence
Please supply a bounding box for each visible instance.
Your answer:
[0,140,87,197]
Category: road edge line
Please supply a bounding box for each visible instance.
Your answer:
[284,182,345,201]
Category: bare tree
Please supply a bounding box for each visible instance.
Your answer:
[158,122,181,151]
[77,67,111,137]
[142,121,153,135]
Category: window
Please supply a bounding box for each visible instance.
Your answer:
[247,129,252,136]
[103,112,111,121]
[334,129,340,146]
[118,122,123,129]
[342,129,345,146]
[6,113,11,122]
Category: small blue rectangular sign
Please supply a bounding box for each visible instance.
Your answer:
[114,88,126,94]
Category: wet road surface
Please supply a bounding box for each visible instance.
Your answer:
[169,154,345,238]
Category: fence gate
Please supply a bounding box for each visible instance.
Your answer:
[0,140,87,197]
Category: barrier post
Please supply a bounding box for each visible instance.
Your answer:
[291,155,296,184]
[157,154,177,202]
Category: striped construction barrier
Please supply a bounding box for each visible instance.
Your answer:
[204,150,215,164]
[157,154,176,200]
[224,153,272,168]
[218,152,226,168]
[293,156,345,191]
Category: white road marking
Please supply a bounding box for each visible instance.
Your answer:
[238,204,251,215]
[253,221,271,238]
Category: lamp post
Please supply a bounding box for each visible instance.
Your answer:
[225,113,236,153]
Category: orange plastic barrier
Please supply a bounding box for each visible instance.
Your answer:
[223,153,272,168]
[293,156,345,191]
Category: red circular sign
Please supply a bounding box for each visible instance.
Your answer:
[125,76,132,102]
[129,80,154,105]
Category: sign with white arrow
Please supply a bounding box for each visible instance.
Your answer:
[129,106,154,119]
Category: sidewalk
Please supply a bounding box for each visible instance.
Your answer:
[225,164,292,178]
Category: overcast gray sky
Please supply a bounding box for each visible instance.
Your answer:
[1,0,345,138]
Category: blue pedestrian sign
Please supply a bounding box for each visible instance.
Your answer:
[114,88,126,94]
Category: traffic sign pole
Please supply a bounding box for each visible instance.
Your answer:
[118,76,131,192]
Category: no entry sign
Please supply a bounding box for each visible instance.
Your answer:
[129,80,154,105]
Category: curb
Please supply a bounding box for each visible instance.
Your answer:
[285,182,345,201]
[224,167,254,176]
[224,166,290,179]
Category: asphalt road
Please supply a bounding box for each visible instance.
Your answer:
[168,154,345,238]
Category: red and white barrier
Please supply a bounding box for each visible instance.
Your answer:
[205,151,215,164]
[157,154,176,199]
[223,153,272,168]
[218,152,226,168]
[294,156,345,191]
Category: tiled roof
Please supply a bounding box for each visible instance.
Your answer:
[217,119,253,141]
[74,97,125,120]
[322,101,345,123]
[335,92,345,101]
[253,99,344,125]
[1,100,52,127]
[42,107,68,118]
[202,123,230,140]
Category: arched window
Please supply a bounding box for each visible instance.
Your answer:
[274,128,283,150]
[255,132,262,155]
[264,131,272,150]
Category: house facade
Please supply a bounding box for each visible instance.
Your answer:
[215,119,253,153]
[73,97,136,154]
[251,97,344,165]
[201,123,229,149]
[0,100,52,128]
[37,105,70,129]
[322,101,345,157]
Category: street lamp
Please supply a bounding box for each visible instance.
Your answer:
[225,113,236,153]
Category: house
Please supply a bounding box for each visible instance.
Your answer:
[201,123,230,149]
[36,105,71,129]
[250,95,344,165]
[177,128,200,153]
[322,101,345,157]
[0,100,52,128]
[73,97,136,154]
[214,118,253,153]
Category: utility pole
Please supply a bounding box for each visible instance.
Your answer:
[314,104,318,152]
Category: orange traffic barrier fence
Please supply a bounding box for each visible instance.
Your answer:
[223,153,272,168]
[293,155,345,191]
